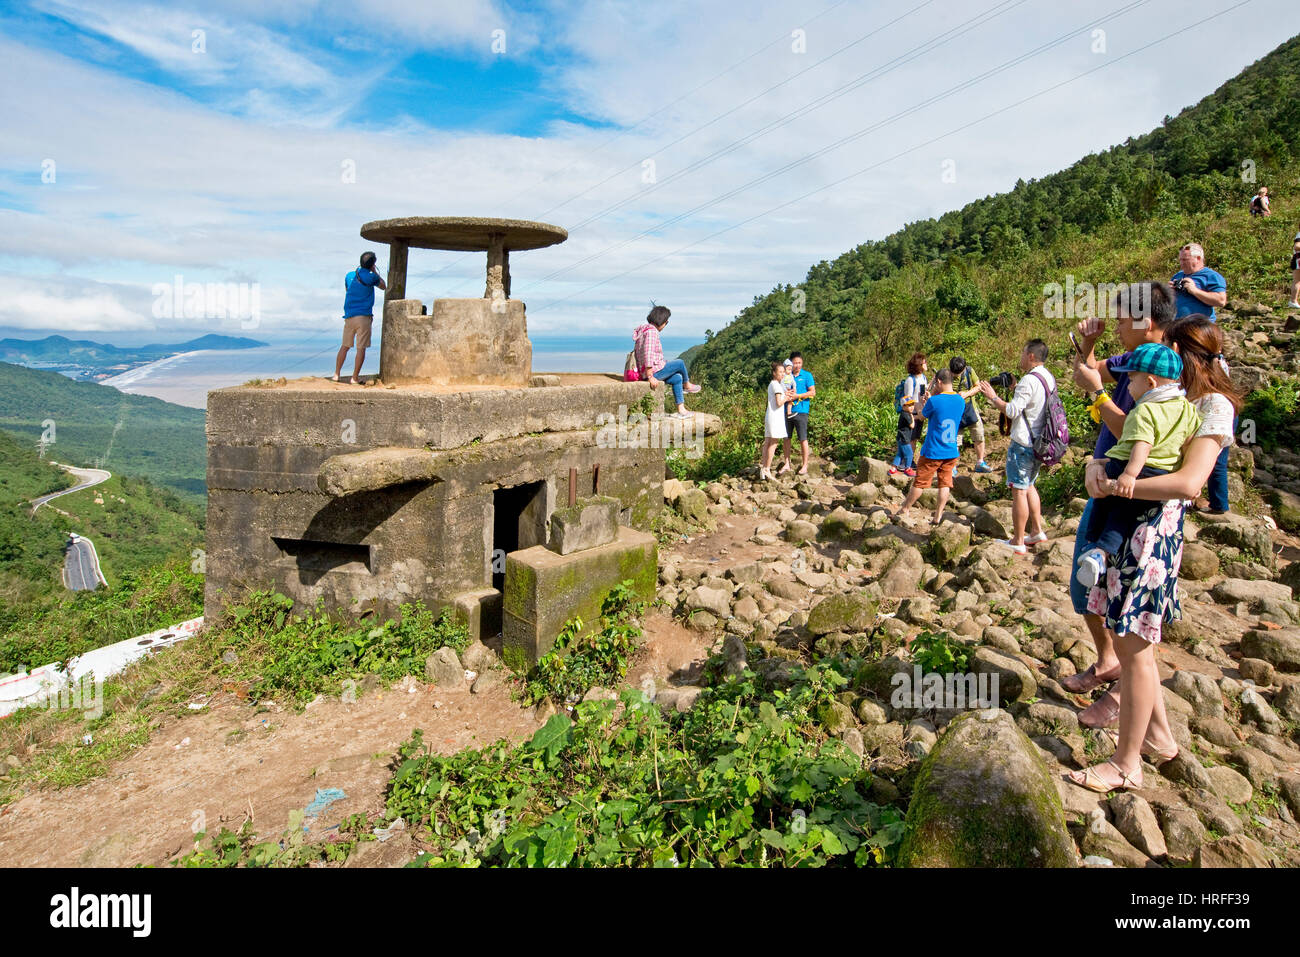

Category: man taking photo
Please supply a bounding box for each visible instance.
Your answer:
[334,250,386,384]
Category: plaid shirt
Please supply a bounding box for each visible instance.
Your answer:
[634,323,664,376]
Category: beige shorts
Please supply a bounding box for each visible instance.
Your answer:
[342,315,373,349]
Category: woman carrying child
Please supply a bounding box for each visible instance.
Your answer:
[1066,314,1241,794]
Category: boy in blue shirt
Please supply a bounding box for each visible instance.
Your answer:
[892,368,966,524]
[334,251,386,384]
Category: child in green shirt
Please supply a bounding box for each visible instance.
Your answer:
[1077,342,1202,588]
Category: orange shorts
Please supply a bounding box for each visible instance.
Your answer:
[913,455,957,489]
[343,314,373,348]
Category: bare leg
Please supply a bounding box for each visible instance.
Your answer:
[799,439,810,473]
[974,439,986,463]
[334,346,349,380]
[1026,484,1044,537]
[933,486,951,524]
[351,346,366,383]
[1010,488,1028,545]
[895,482,922,515]
[761,438,777,470]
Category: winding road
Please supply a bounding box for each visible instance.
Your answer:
[29,463,112,591]
[29,464,112,513]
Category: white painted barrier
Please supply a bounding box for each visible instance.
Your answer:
[0,616,204,719]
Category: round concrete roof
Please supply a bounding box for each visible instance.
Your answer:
[359,216,568,251]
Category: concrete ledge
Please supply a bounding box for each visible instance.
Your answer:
[502,526,656,669]
[318,447,439,495]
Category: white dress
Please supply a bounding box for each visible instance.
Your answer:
[765,381,789,438]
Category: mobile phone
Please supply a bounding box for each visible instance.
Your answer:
[1069,331,1083,356]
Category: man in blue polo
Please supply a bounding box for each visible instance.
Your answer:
[334,250,386,384]
[1170,242,1227,321]
[778,351,816,476]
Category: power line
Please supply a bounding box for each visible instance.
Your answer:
[533,0,1150,285]
[529,0,1252,315]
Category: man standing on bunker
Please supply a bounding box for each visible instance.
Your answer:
[334,251,386,385]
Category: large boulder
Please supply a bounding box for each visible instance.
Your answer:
[674,487,710,524]
[972,647,1037,704]
[929,522,971,568]
[1210,578,1292,606]
[880,545,926,597]
[806,591,878,636]
[1240,628,1300,672]
[1197,518,1273,568]
[858,457,891,486]
[897,709,1076,867]
[1179,542,1219,581]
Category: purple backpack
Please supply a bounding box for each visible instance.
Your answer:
[1020,370,1070,466]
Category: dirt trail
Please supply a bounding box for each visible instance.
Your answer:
[0,611,713,867]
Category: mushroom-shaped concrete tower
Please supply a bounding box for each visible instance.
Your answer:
[359,216,568,389]
[359,215,567,301]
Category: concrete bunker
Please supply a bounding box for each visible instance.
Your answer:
[204,216,668,666]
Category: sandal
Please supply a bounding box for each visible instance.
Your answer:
[1060,663,1121,695]
[1077,687,1120,728]
[1067,760,1141,794]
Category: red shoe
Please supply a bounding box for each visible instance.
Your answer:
[888,466,901,475]
[904,468,916,477]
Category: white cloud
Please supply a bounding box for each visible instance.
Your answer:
[3,0,1297,344]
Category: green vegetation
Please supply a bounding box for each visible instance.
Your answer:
[0,362,206,501]
[517,580,645,707]
[387,662,903,867]
[1241,377,1300,450]
[174,813,373,868]
[908,630,970,676]
[208,592,469,704]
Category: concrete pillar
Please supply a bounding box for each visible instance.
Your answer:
[485,232,506,300]
[385,239,408,302]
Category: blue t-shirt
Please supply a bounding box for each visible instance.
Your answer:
[919,393,965,460]
[1171,267,1226,322]
[343,267,382,318]
[1092,352,1137,459]
[789,369,815,414]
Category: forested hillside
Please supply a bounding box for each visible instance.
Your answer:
[0,362,206,501]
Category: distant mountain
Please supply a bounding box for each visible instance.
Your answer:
[0,362,206,502]
[0,333,266,366]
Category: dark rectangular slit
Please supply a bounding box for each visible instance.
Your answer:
[272,536,371,573]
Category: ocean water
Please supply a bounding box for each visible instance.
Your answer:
[103,334,696,409]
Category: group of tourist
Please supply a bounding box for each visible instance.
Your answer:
[876,238,1249,795]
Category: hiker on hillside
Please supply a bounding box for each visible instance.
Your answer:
[948,356,993,474]
[977,339,1054,554]
[334,251,386,384]
[1287,232,1300,309]
[1170,242,1227,322]
[634,305,701,418]
[1249,187,1271,217]
[892,368,964,524]
[778,351,815,476]
[889,353,928,477]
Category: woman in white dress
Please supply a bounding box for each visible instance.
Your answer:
[760,361,791,481]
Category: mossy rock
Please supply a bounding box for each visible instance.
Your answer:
[897,709,1077,867]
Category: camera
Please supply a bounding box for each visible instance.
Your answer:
[987,371,1016,390]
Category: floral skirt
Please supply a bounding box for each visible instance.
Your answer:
[1085,498,1185,643]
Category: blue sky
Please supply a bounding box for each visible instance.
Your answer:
[2,0,1299,350]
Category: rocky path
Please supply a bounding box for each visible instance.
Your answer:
[655,433,1300,867]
